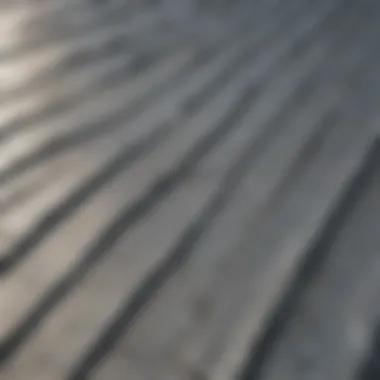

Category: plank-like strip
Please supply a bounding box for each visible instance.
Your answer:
[82,7,380,380]
[0,0,311,267]
[0,66,260,362]
[0,0,296,145]
[256,141,380,380]
[0,6,341,377]
[0,4,162,62]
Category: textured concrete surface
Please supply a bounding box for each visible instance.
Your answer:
[0,0,380,379]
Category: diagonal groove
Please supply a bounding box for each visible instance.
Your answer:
[0,0,341,186]
[65,72,338,380]
[180,0,343,116]
[239,140,380,380]
[238,15,380,379]
[0,0,366,360]
[0,82,259,363]
[0,2,375,378]
[0,0,322,272]
[0,0,335,273]
[0,46,185,142]
[2,6,162,62]
[1,0,319,143]
[66,4,380,376]
[0,3,262,142]
[0,122,173,274]
[0,0,305,186]
[0,43,251,182]
[0,40,179,107]
[359,323,380,380]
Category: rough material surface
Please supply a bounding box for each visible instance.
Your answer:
[0,0,380,379]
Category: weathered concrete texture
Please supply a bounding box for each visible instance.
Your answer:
[0,0,380,379]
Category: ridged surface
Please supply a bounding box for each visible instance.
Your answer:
[0,0,380,379]
[253,142,380,380]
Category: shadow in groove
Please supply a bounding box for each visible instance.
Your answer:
[358,324,380,380]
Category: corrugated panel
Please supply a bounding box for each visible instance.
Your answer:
[0,0,379,379]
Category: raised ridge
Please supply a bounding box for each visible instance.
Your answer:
[0,1,380,379]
